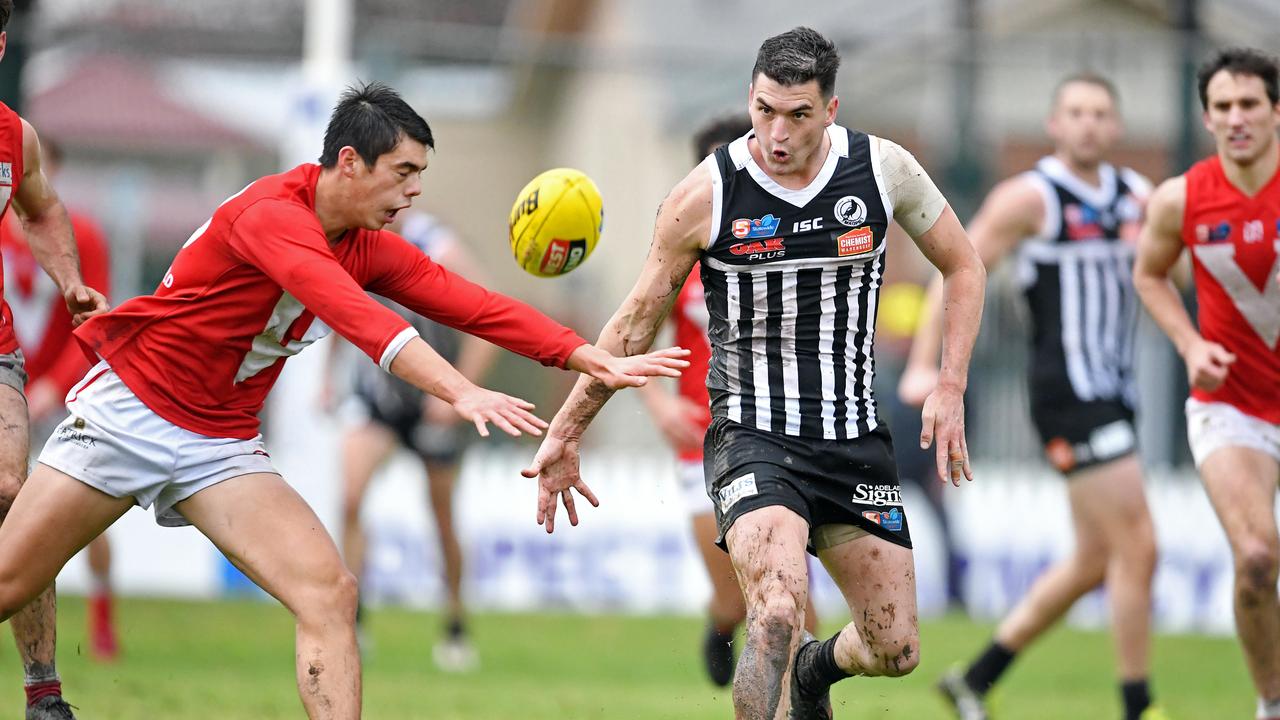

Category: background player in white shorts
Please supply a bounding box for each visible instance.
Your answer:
[1135,47,1280,720]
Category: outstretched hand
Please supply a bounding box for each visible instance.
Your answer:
[521,435,599,533]
[919,384,972,487]
[452,386,548,438]
[586,346,690,389]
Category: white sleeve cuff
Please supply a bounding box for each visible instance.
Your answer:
[378,326,420,371]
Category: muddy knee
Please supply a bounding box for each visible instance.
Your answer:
[862,633,920,677]
[1236,541,1280,609]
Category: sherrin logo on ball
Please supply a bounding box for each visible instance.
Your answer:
[508,168,604,277]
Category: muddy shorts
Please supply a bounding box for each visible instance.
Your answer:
[704,416,912,555]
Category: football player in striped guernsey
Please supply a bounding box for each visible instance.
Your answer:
[526,27,986,719]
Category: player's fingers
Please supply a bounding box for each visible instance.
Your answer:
[919,406,936,450]
[511,405,549,429]
[488,412,522,437]
[473,416,490,438]
[934,437,949,484]
[504,410,543,437]
[544,504,556,534]
[562,491,578,526]
[961,433,974,482]
[648,346,692,359]
[575,480,600,507]
[536,487,548,525]
[521,461,541,479]
[505,395,536,410]
[948,441,965,487]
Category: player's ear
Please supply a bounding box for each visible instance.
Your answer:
[0,32,7,65]
[337,146,361,178]
[825,94,839,126]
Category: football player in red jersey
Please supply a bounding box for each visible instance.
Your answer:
[0,82,686,720]
[1135,47,1280,720]
[0,137,118,664]
[639,114,818,689]
[0,3,110,718]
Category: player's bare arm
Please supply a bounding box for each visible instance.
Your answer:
[879,139,986,485]
[899,174,1041,405]
[12,118,107,325]
[522,166,711,532]
[1134,175,1235,391]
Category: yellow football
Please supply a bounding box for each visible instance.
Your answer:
[508,168,603,277]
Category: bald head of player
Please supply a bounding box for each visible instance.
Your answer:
[1047,73,1122,171]
[748,26,840,179]
[316,81,435,237]
[1197,47,1280,168]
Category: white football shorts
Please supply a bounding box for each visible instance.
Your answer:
[678,458,716,516]
[1185,398,1280,469]
[38,361,278,527]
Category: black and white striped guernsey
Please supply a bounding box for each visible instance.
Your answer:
[701,124,892,440]
[1014,156,1151,409]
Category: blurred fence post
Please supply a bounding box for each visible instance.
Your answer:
[943,0,986,221]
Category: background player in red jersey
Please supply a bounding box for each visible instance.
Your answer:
[0,82,687,720]
[0,2,110,718]
[0,137,118,663]
[1135,47,1280,720]
[639,113,817,688]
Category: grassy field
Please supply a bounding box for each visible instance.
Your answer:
[1,596,1251,719]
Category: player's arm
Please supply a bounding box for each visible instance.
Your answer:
[899,173,1040,406]
[421,230,502,423]
[11,119,108,325]
[1132,176,1234,391]
[880,139,987,485]
[522,166,709,532]
[228,203,551,438]
[369,233,689,390]
[27,216,110,421]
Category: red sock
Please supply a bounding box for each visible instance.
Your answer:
[25,679,61,706]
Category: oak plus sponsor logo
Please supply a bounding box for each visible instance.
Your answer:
[851,483,903,507]
[728,237,785,261]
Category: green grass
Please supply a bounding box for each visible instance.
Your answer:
[0,596,1252,718]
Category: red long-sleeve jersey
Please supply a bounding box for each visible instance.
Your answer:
[75,163,587,438]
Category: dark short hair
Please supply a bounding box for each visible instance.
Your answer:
[319,82,434,168]
[752,27,840,99]
[692,113,753,162]
[1052,72,1120,110]
[0,1,12,33]
[1197,47,1280,109]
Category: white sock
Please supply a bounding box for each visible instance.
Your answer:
[1258,696,1280,719]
